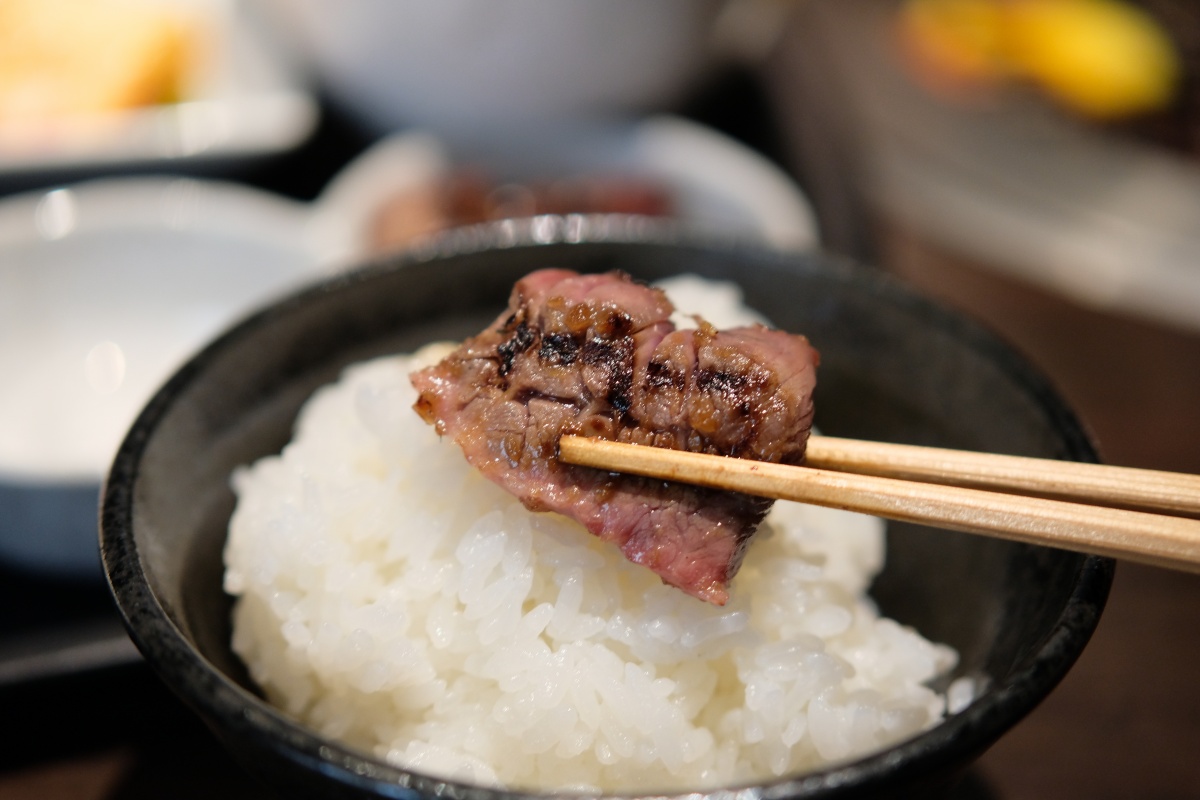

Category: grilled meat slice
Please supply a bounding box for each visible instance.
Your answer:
[411,269,818,604]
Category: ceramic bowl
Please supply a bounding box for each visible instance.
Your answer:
[0,177,324,577]
[101,220,1113,798]
[256,0,720,141]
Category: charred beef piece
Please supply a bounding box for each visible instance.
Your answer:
[411,269,819,604]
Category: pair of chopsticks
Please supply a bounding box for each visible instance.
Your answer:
[557,435,1200,573]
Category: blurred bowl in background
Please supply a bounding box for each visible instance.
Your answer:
[0,177,325,577]
[257,0,722,144]
[307,116,820,266]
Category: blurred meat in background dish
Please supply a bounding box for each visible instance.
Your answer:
[307,119,820,268]
[368,169,674,253]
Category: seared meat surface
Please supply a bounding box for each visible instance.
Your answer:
[411,269,819,604]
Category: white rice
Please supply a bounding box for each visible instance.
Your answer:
[224,279,959,793]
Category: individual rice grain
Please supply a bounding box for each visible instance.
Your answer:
[224,281,961,793]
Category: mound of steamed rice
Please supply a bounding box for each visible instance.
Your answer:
[224,278,961,793]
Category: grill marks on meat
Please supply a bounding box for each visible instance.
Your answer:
[411,269,819,604]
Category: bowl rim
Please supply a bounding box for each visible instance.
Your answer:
[101,218,1114,798]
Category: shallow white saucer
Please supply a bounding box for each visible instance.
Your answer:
[0,177,323,576]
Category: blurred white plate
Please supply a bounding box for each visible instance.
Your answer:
[0,177,323,575]
[308,116,819,267]
[0,0,317,179]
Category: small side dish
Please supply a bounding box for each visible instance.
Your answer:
[306,120,820,267]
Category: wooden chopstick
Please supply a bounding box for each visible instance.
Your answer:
[557,436,1200,573]
[804,435,1200,517]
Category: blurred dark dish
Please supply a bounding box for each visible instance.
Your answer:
[100,220,1112,799]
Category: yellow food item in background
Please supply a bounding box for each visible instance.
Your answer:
[1005,0,1180,118]
[897,0,1181,119]
[0,0,199,125]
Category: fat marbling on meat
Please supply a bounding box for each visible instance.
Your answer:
[411,269,819,604]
